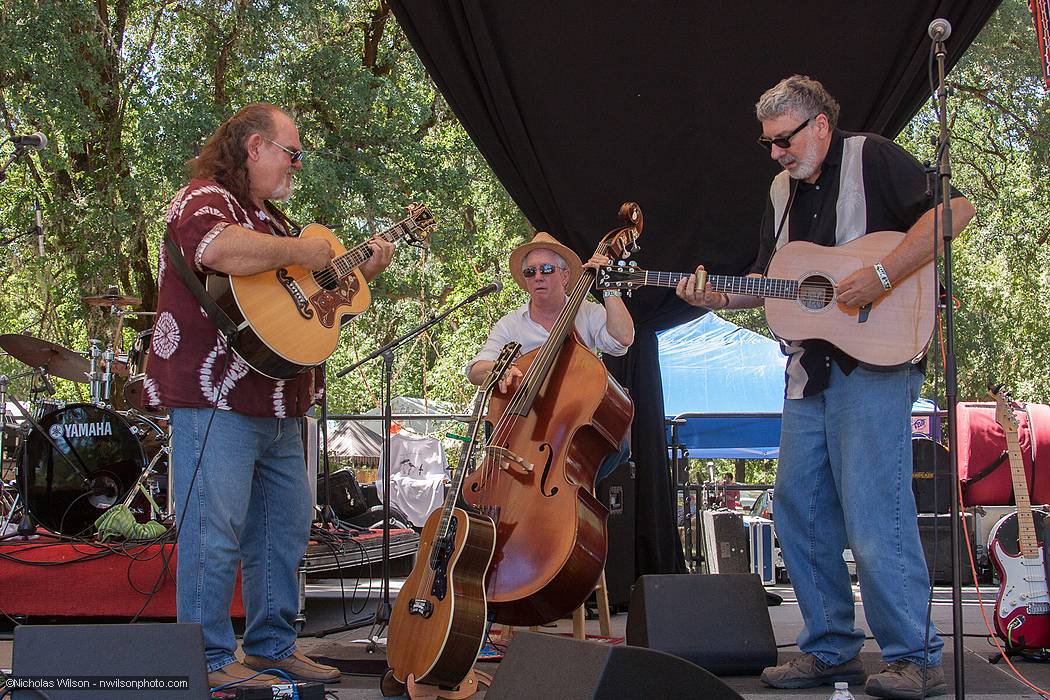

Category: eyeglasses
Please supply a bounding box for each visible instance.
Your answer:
[263,136,304,164]
[757,116,813,151]
[522,263,563,278]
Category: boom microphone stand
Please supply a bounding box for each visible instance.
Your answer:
[328,281,501,645]
[930,17,966,698]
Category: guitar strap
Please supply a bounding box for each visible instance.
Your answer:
[163,233,242,344]
[762,179,798,276]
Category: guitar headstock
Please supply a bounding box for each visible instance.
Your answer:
[597,201,643,260]
[405,203,437,244]
[480,342,522,394]
[596,261,645,294]
[988,382,1020,433]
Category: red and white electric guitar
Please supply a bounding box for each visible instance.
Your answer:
[986,384,1050,650]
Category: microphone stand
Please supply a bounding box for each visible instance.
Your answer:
[0,145,28,183]
[933,32,965,698]
[325,285,498,646]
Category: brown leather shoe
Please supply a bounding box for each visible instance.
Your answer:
[760,653,867,689]
[865,660,947,699]
[208,661,281,689]
[243,650,341,683]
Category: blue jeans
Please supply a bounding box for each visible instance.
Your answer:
[171,408,313,672]
[774,363,942,667]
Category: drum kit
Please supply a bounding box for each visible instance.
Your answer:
[0,287,170,539]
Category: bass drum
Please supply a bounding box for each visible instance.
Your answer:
[17,404,144,537]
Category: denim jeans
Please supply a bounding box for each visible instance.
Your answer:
[171,408,313,672]
[774,363,942,667]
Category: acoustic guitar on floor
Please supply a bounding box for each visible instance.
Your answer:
[206,203,435,379]
[386,342,517,691]
[986,383,1050,651]
[596,230,935,366]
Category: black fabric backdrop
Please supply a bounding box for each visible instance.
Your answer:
[389,1,1001,577]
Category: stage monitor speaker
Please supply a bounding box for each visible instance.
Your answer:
[486,631,741,699]
[918,512,975,585]
[912,436,951,514]
[11,622,209,699]
[596,460,635,607]
[626,573,777,675]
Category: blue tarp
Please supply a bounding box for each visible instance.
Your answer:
[658,314,937,457]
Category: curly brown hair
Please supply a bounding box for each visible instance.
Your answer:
[189,102,288,207]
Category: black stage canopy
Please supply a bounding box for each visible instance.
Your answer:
[390,1,1001,577]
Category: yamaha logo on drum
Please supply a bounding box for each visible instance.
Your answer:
[48,422,114,440]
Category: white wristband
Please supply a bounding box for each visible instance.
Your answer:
[873,262,892,291]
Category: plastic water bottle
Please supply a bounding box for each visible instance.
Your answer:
[829,681,856,699]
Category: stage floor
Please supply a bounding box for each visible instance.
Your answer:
[2,581,1048,698]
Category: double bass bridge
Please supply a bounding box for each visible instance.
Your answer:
[486,446,533,474]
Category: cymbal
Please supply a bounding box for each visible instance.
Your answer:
[82,292,141,307]
[0,334,89,383]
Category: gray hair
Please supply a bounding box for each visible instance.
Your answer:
[755,75,840,128]
[523,248,568,271]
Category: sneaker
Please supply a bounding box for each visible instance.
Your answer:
[864,660,947,699]
[243,650,341,683]
[760,653,867,689]
[208,661,280,689]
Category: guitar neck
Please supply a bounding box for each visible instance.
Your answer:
[1006,427,1041,558]
[627,271,801,300]
[330,217,417,278]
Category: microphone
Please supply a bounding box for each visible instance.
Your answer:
[463,281,501,304]
[34,199,44,256]
[928,18,952,41]
[12,132,47,149]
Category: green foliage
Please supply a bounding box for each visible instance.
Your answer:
[0,0,529,411]
[0,0,1046,420]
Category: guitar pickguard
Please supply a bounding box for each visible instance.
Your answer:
[308,275,361,328]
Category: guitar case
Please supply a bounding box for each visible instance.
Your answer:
[958,402,1050,506]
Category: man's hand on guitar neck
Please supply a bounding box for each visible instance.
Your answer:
[359,235,395,281]
[675,266,763,311]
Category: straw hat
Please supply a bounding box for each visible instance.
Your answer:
[508,232,583,291]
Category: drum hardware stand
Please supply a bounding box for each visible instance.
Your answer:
[1,368,39,536]
[87,339,116,407]
[332,283,499,651]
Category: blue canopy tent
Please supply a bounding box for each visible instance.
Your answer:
[659,314,938,457]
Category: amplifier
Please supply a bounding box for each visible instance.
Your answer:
[701,510,749,574]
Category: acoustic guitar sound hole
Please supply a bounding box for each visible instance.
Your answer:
[797,274,834,310]
[312,266,340,291]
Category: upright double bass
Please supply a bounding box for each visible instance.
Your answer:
[462,203,642,625]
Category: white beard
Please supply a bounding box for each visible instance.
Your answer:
[270,173,294,201]
[780,139,822,181]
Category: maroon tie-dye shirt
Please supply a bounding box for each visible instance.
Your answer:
[142,178,322,417]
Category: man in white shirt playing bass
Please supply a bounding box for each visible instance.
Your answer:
[467,231,634,392]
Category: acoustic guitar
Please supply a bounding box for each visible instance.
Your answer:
[597,230,935,366]
[986,384,1050,650]
[386,343,516,689]
[206,203,435,379]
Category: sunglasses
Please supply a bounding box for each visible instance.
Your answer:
[522,263,564,278]
[263,136,305,164]
[757,116,813,151]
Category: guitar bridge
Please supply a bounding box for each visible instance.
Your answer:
[408,599,433,618]
[277,269,313,320]
[1029,602,1050,614]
